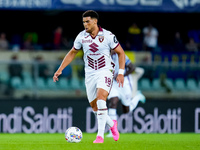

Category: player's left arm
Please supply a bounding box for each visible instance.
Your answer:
[114,44,125,87]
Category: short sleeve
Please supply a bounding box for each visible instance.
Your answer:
[109,33,119,50]
[73,33,82,50]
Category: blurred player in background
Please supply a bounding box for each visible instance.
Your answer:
[53,10,125,143]
[107,50,146,137]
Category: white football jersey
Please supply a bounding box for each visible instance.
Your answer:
[73,26,119,75]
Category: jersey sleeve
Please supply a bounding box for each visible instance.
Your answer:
[73,32,82,50]
[109,33,119,50]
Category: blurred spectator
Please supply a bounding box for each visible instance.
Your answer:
[5,54,23,96]
[10,33,23,51]
[6,54,23,95]
[23,32,40,50]
[142,23,159,52]
[187,29,200,43]
[126,23,142,51]
[160,71,172,93]
[185,38,199,53]
[23,36,34,50]
[32,55,50,82]
[8,54,23,80]
[53,26,63,50]
[0,32,9,50]
[172,31,186,52]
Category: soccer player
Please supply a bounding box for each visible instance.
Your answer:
[53,10,125,143]
[106,51,146,137]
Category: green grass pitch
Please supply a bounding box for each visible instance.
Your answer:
[0,133,199,150]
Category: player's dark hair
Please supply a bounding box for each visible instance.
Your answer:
[82,10,99,20]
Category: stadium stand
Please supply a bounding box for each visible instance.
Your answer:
[0,51,200,99]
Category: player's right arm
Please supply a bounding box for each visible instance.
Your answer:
[114,44,125,87]
[53,48,79,82]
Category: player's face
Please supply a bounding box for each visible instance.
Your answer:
[83,17,97,33]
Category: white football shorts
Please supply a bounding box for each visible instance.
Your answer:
[85,70,114,103]
[108,74,133,106]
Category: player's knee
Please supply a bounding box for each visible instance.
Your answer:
[96,88,109,100]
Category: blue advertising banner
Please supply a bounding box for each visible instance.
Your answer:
[0,0,200,12]
[0,0,52,9]
[53,0,200,12]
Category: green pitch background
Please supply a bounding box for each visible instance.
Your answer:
[0,133,199,150]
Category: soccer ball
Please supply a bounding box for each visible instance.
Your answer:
[65,127,83,143]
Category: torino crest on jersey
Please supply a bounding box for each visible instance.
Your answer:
[98,36,104,43]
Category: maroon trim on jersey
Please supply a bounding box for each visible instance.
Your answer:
[98,56,104,61]
[108,76,114,95]
[73,46,80,50]
[88,61,93,66]
[87,56,94,62]
[98,61,106,66]
[87,55,106,70]
[99,26,103,32]
[111,62,115,69]
[88,56,94,69]
[98,61,105,66]
[90,35,95,39]
[98,108,108,111]
[90,25,103,39]
[95,60,97,70]
[89,43,99,53]
[98,55,105,69]
[98,64,105,69]
[113,43,120,50]
[88,64,94,69]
